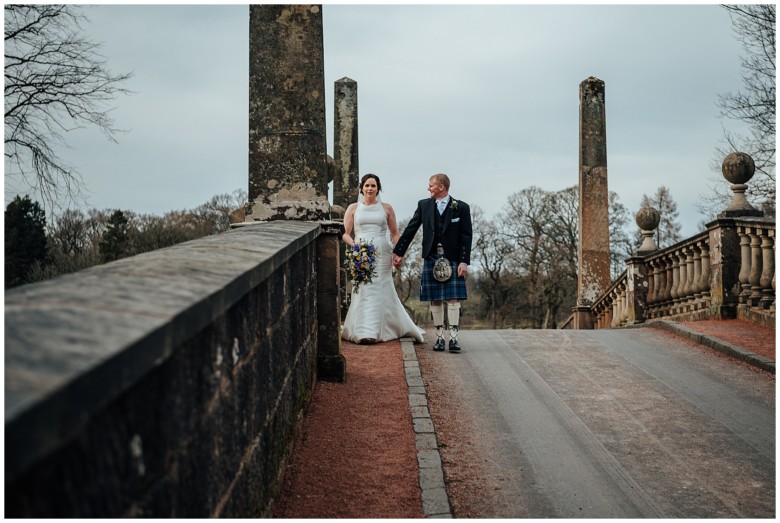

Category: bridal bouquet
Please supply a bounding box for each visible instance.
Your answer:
[344,240,378,294]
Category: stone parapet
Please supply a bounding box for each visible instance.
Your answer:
[5,222,323,517]
[586,217,774,330]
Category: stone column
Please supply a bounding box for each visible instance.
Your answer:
[708,153,763,318]
[625,207,659,324]
[316,222,346,381]
[707,219,741,318]
[333,77,359,212]
[625,257,649,324]
[574,77,611,329]
[247,5,330,222]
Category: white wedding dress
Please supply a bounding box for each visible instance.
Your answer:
[341,201,425,343]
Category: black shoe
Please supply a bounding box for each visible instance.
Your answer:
[433,337,445,351]
[449,338,461,352]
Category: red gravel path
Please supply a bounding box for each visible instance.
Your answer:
[272,340,423,518]
[681,318,775,360]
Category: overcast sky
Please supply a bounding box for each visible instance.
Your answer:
[4,3,752,238]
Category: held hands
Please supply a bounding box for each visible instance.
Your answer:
[392,255,467,276]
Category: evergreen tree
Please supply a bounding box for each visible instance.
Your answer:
[635,186,683,249]
[5,195,48,288]
[99,210,130,263]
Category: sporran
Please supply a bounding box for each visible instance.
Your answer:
[432,243,452,282]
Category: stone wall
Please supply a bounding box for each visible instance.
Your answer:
[5,222,322,517]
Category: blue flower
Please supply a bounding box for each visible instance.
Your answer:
[344,240,378,294]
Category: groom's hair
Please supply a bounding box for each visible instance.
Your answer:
[430,173,450,190]
[360,173,382,193]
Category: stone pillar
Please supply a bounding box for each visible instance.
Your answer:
[625,257,649,324]
[333,77,359,213]
[707,153,763,318]
[316,222,346,381]
[574,77,611,329]
[707,219,741,318]
[625,207,658,324]
[247,5,330,222]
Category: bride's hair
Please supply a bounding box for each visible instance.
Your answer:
[359,173,382,194]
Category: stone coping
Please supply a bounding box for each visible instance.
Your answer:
[4,221,320,482]
[400,338,452,518]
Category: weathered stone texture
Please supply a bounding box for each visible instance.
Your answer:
[707,218,747,318]
[247,5,329,221]
[625,257,649,323]
[577,77,611,311]
[316,221,346,381]
[718,151,763,218]
[333,77,359,209]
[5,222,322,517]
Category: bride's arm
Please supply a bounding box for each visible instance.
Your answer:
[385,203,400,245]
[342,203,357,247]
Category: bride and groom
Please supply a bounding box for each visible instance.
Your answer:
[341,172,473,352]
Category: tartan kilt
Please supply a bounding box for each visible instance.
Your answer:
[420,257,468,302]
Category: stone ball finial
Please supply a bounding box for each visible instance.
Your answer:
[635,206,660,232]
[635,206,660,255]
[718,152,763,218]
[721,152,755,184]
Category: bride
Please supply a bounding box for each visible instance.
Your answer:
[341,174,425,344]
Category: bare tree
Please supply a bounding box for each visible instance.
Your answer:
[4,5,132,208]
[471,205,515,328]
[392,217,424,321]
[702,4,776,216]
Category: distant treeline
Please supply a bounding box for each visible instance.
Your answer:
[5,189,247,289]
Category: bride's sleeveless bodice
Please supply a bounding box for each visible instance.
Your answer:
[341,202,424,343]
[353,200,389,247]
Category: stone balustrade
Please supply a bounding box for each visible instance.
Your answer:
[573,152,775,330]
[587,216,775,330]
[736,219,775,312]
[644,231,711,320]
[592,270,626,329]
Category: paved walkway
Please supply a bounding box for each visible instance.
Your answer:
[280,322,774,518]
[419,327,774,517]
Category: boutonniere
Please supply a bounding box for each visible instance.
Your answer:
[449,198,459,211]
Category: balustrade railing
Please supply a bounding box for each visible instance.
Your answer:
[579,152,775,330]
[644,231,711,320]
[588,217,775,329]
[736,219,775,312]
[592,270,626,328]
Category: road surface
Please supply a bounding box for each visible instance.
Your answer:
[417,328,775,518]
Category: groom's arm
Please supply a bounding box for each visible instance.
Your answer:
[458,202,473,265]
[393,201,423,258]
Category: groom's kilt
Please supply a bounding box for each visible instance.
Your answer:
[420,257,467,302]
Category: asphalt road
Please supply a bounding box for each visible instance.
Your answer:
[418,328,775,518]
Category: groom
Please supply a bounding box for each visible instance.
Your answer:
[393,173,473,352]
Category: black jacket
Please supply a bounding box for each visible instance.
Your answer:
[393,196,472,265]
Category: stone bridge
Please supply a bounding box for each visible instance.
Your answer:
[5,4,774,518]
